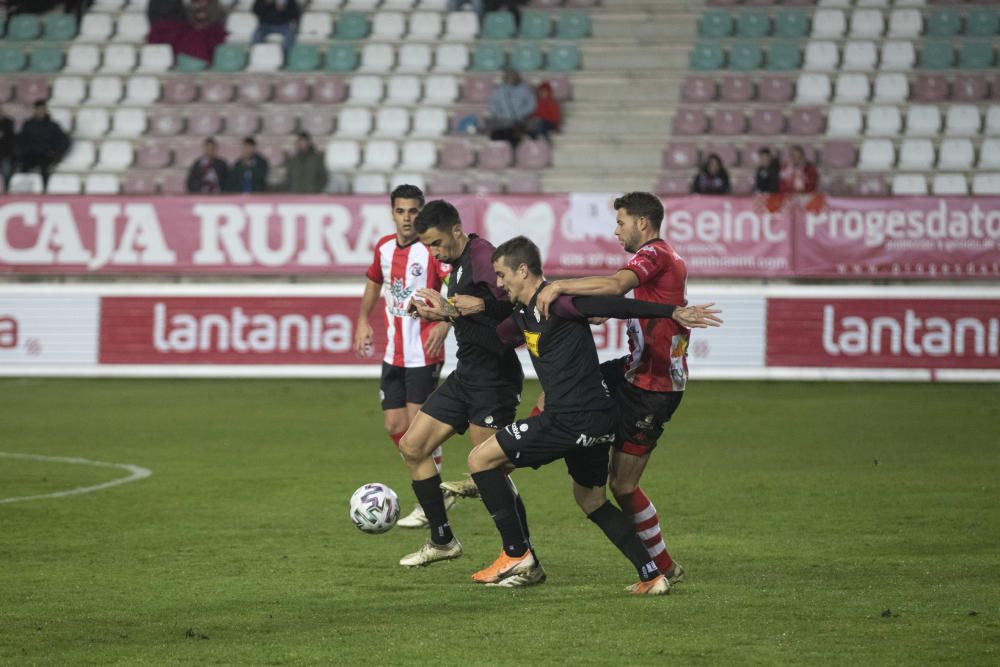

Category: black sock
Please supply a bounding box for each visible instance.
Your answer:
[512,486,539,564]
[472,469,529,558]
[411,474,453,545]
[588,501,660,582]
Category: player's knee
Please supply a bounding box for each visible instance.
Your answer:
[466,447,487,474]
[397,433,422,463]
[609,475,637,499]
[573,483,606,515]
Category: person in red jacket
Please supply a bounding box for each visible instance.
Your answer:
[528,81,562,143]
[779,145,819,194]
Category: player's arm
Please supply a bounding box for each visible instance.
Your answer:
[354,279,382,356]
[551,295,723,329]
[536,270,639,318]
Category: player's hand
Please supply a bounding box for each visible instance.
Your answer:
[424,322,450,357]
[536,282,562,319]
[353,319,373,357]
[451,295,484,316]
[415,288,458,321]
[408,297,445,322]
[673,303,723,329]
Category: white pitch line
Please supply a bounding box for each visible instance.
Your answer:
[0,452,152,505]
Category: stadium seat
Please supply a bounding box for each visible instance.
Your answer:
[471,44,504,72]
[673,109,708,135]
[264,108,297,135]
[298,11,333,42]
[812,9,846,38]
[387,75,421,104]
[301,113,334,136]
[730,43,763,71]
[706,143,739,169]
[189,110,223,136]
[64,44,101,74]
[362,140,400,171]
[796,73,831,103]
[138,44,173,72]
[888,9,921,38]
[945,105,980,135]
[101,45,138,74]
[9,173,44,194]
[44,14,77,41]
[439,140,475,169]
[788,107,825,135]
[397,44,432,73]
[374,107,409,137]
[873,73,908,103]
[227,108,260,136]
[213,44,248,72]
[737,11,770,39]
[248,44,282,72]
[347,75,382,105]
[662,143,699,170]
[835,73,870,102]
[353,173,388,195]
[913,74,948,102]
[87,76,122,106]
[325,44,359,72]
[136,143,172,169]
[921,42,954,69]
[149,111,184,136]
[986,106,1000,135]
[906,105,942,136]
[892,174,927,196]
[425,75,459,104]
[174,54,207,72]
[0,47,27,74]
[201,79,235,103]
[462,76,494,103]
[483,11,516,39]
[225,11,256,41]
[428,173,465,195]
[952,74,988,102]
[79,13,114,41]
[344,0,379,9]
[682,76,716,103]
[959,42,994,70]
[843,41,877,70]
[828,106,863,136]
[401,140,437,170]
[867,105,901,135]
[445,12,479,40]
[336,12,370,39]
[881,41,915,70]
[390,173,427,193]
[336,108,372,137]
[925,9,960,38]
[750,108,784,135]
[16,78,51,105]
[690,43,725,71]
[28,46,63,73]
[507,171,541,195]
[50,76,86,106]
[547,45,580,72]
[7,15,41,40]
[59,140,97,171]
[122,171,158,195]
[116,14,149,42]
[699,11,734,38]
[898,139,934,170]
[966,8,999,38]
[84,174,120,194]
[325,138,361,171]
[850,9,884,38]
[408,12,442,39]
[372,11,406,40]
[412,108,448,137]
[313,78,346,104]
[931,174,967,196]
[287,44,320,71]
[510,44,544,72]
[515,139,550,169]
[275,77,308,103]
[520,11,552,39]
[360,43,395,72]
[47,174,82,194]
[775,10,808,39]
[858,139,895,170]
[712,109,746,135]
[759,75,793,102]
[75,108,111,139]
[720,75,753,102]
[938,138,974,170]
[478,141,513,170]
[972,174,1000,195]
[557,12,590,39]
[804,42,838,70]
[821,141,857,169]
[978,138,1000,168]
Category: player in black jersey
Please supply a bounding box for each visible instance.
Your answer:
[422,236,720,593]
[395,200,528,569]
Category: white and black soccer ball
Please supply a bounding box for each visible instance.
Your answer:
[349,483,400,534]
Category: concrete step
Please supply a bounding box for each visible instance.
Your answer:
[581,44,690,71]
[542,169,658,194]
[592,14,699,41]
[562,107,672,136]
[569,77,682,105]
[552,140,663,170]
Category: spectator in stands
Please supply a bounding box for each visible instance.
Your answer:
[753,147,780,194]
[487,69,537,148]
[691,153,731,195]
[15,100,70,189]
[251,0,300,59]
[0,107,14,191]
[779,145,819,194]
[147,0,227,65]
[226,137,269,193]
[285,132,327,194]
[527,81,561,144]
[185,137,228,194]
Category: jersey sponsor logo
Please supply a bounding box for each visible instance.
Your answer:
[524,330,541,357]
[504,423,523,440]
[576,432,615,448]
[409,262,424,277]
[386,277,414,317]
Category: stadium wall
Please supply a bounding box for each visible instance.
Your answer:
[1,283,998,382]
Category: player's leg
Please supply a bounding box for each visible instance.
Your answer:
[380,363,435,528]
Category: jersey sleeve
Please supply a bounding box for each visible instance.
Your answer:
[622,246,667,286]
[470,239,509,302]
[495,316,525,348]
[365,240,384,284]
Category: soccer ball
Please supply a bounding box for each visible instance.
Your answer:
[349,483,400,534]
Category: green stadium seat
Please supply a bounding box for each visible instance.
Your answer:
[965,8,999,37]
[0,47,27,74]
[510,43,543,71]
[7,14,41,41]
[959,41,994,69]
[471,44,506,71]
[730,42,762,70]
[324,44,359,72]
[766,42,801,70]
[737,11,770,39]
[28,46,63,73]
[336,12,370,40]
[519,10,552,39]
[175,54,208,72]
[689,42,725,70]
[925,9,960,38]
[212,44,247,72]
[44,14,77,41]
[921,41,954,69]
[775,10,808,39]
[698,11,734,39]
[286,44,320,71]
[483,10,516,39]
[546,44,580,72]
[557,11,591,40]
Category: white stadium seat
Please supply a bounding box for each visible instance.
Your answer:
[48,108,74,132]
[75,108,111,139]
[857,0,889,6]
[124,75,160,105]
[417,0,448,9]
[932,174,968,196]
[90,0,126,11]
[817,0,849,6]
[374,107,410,137]
[412,108,448,137]
[87,76,123,105]
[812,9,846,38]
[898,139,934,170]
[986,106,1000,135]
[888,9,922,38]
[834,74,870,103]
[298,12,333,42]
[401,140,437,170]
[972,174,1000,195]
[804,41,839,70]
[58,141,97,172]
[225,13,257,42]
[64,44,101,73]
[843,41,878,70]
[248,44,283,71]
[892,174,927,195]
[979,138,1000,169]
[858,139,895,170]
[397,44,433,73]
[110,108,147,138]
[383,0,417,8]
[325,139,361,170]
[445,11,479,40]
[850,9,884,38]
[101,44,137,74]
[311,0,344,8]
[84,174,120,194]
[353,173,388,194]
[434,44,469,73]
[390,173,426,192]
[360,43,395,72]
[827,106,863,136]
[796,73,831,103]
[867,106,902,135]
[348,76,384,105]
[9,174,44,194]
[79,13,114,41]
[116,13,150,42]
[873,73,908,102]
[47,174,82,194]
[50,76,87,106]
[408,12,442,39]
[425,75,459,104]
[372,12,406,40]
[344,0,379,9]
[336,108,373,137]
[138,44,173,72]
[97,140,134,170]
[387,75,421,104]
[938,139,974,170]
[362,140,400,171]
[906,105,941,136]
[945,105,980,135]
[880,41,915,70]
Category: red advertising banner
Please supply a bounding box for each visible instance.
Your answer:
[767,298,1000,369]
[796,196,1000,278]
[99,296,385,365]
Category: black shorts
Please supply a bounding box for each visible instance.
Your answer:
[496,409,616,488]
[600,357,684,455]
[420,371,521,434]
[380,362,442,410]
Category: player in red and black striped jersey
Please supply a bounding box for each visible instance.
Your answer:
[536,192,707,586]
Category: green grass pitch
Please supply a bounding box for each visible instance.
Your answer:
[1,378,997,665]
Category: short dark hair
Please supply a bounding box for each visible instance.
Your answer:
[758,147,771,156]
[243,136,256,146]
[414,199,460,234]
[203,137,217,146]
[491,235,542,277]
[391,184,425,209]
[613,192,664,231]
[33,99,47,108]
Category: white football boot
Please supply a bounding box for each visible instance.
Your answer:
[399,538,463,568]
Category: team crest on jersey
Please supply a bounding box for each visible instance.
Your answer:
[387,278,414,316]
[454,267,463,284]
[409,263,424,277]
[524,330,541,357]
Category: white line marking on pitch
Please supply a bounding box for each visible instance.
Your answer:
[0,452,152,505]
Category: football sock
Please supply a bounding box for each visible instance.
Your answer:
[411,474,453,545]
[616,488,675,575]
[432,446,443,474]
[588,501,660,582]
[390,431,405,448]
[529,406,542,417]
[472,469,530,558]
